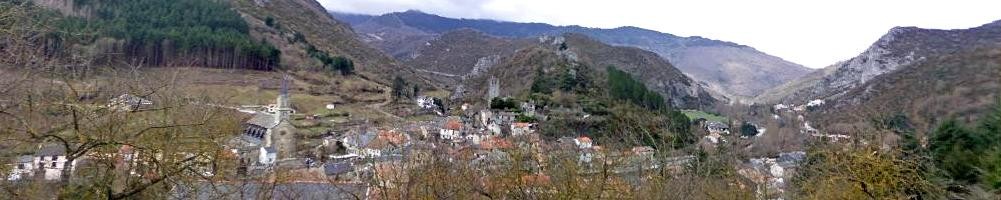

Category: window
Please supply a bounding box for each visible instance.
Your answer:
[17,164,24,169]
[51,162,57,168]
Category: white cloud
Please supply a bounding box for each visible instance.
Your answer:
[318,0,1001,68]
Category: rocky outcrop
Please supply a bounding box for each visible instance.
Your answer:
[30,0,95,18]
[331,11,812,100]
[759,20,1001,104]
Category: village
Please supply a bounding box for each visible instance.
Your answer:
[2,75,836,198]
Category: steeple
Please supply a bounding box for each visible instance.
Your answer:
[275,74,292,125]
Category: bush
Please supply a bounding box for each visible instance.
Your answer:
[740,123,758,137]
[307,45,354,75]
[265,16,277,28]
[490,97,518,110]
[515,114,538,123]
[927,101,1001,189]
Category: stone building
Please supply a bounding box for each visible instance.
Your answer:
[237,75,298,164]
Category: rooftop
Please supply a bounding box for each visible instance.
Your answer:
[36,143,66,156]
[246,113,278,128]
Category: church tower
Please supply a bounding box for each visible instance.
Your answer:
[272,74,297,160]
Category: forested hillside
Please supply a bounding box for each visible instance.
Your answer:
[53,0,281,69]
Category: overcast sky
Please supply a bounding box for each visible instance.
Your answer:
[317,0,1000,68]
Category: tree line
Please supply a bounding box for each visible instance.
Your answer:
[56,0,281,69]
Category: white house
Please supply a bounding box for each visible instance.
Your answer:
[440,118,463,141]
[511,123,534,136]
[478,110,494,128]
[35,144,72,180]
[773,104,789,111]
[7,156,34,181]
[705,121,730,135]
[343,131,377,158]
[806,99,825,108]
[259,147,276,165]
[416,96,436,109]
[573,136,592,149]
[486,123,502,135]
[579,150,594,164]
[520,102,537,117]
[466,134,485,145]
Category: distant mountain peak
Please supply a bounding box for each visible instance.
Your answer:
[401,9,427,14]
[759,18,1001,103]
[331,9,812,99]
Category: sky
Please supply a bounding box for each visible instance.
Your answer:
[317,0,1001,68]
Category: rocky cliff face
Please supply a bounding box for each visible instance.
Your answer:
[29,0,95,18]
[759,20,1001,104]
[402,29,534,87]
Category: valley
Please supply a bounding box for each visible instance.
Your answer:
[0,0,999,199]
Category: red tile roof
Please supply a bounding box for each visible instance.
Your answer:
[445,119,463,131]
[521,173,551,187]
[512,122,532,128]
[480,137,514,150]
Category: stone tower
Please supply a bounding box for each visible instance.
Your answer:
[272,74,297,160]
[485,76,500,102]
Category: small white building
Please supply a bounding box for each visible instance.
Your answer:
[573,137,592,149]
[486,123,502,135]
[520,102,537,117]
[466,134,486,145]
[479,110,494,128]
[259,147,276,165]
[35,144,73,180]
[416,96,436,109]
[440,118,463,141]
[511,123,534,136]
[773,104,789,111]
[705,121,730,135]
[108,94,153,112]
[806,99,825,108]
[7,156,34,181]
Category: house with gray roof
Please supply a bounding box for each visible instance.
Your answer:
[108,93,154,112]
[34,143,74,180]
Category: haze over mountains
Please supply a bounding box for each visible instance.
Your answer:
[331,10,813,99]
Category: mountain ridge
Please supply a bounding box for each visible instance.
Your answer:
[330,10,812,99]
[758,20,1001,104]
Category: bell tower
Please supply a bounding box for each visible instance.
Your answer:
[275,74,292,124]
[272,74,297,160]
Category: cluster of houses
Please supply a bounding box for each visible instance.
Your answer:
[4,74,771,199]
[7,93,159,182]
[701,120,731,144]
[738,151,807,199]
[773,99,851,141]
[283,96,694,187]
[6,144,74,181]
